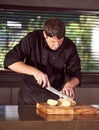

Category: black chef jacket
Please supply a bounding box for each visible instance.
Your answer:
[4,30,81,105]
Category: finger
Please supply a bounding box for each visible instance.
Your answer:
[59,91,63,99]
[37,78,42,85]
[42,76,50,88]
[62,88,69,96]
[46,79,51,87]
[36,75,43,85]
[63,88,71,97]
[70,91,74,98]
[65,90,70,97]
[42,77,47,88]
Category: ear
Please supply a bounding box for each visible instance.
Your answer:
[43,31,47,39]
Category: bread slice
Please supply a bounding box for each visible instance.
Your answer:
[47,99,58,106]
[58,99,76,107]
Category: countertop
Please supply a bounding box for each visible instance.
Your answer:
[0,105,99,130]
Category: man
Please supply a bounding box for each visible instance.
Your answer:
[4,17,81,105]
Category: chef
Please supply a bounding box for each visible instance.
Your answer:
[4,17,81,105]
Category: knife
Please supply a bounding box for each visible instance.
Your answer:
[46,86,73,101]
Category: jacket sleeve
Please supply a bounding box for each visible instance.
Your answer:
[66,43,81,82]
[4,34,31,69]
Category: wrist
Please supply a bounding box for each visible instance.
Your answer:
[64,81,74,89]
[64,78,79,89]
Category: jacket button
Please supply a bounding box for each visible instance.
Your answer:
[43,55,46,58]
[53,57,55,60]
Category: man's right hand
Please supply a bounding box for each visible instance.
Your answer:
[33,68,50,88]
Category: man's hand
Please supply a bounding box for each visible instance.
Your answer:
[61,82,74,98]
[33,68,50,88]
[61,77,80,99]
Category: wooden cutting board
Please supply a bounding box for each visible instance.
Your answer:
[36,103,99,115]
[36,108,99,121]
[36,109,74,121]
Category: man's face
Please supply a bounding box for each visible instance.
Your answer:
[45,36,64,50]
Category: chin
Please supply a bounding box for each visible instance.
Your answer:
[51,47,58,50]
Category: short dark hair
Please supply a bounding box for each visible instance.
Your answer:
[44,17,65,39]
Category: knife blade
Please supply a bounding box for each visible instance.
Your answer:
[46,86,73,101]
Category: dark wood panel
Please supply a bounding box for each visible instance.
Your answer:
[0,88,11,105]
[11,88,20,105]
[0,70,25,88]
